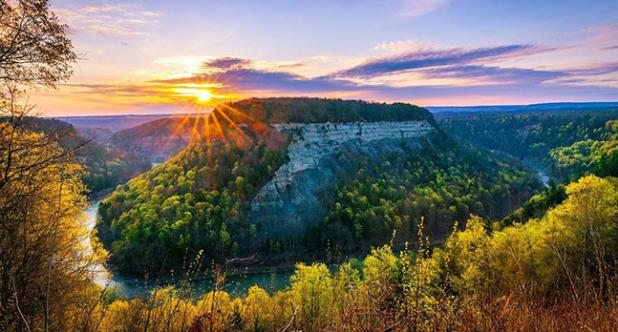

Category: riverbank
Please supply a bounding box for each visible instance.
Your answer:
[84,196,296,297]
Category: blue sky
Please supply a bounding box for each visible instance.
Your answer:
[39,0,618,115]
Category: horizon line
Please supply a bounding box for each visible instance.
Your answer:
[44,100,618,118]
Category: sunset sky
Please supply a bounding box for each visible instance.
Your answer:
[37,0,618,116]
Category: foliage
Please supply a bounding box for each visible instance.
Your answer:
[227,97,436,124]
[440,111,618,179]
[9,116,152,194]
[83,175,618,332]
[98,127,289,274]
[0,0,76,95]
[550,120,618,178]
[0,121,107,331]
[0,2,109,330]
[307,140,541,254]
[500,181,567,226]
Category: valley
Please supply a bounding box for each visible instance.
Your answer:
[82,99,541,286]
[5,98,618,330]
[42,99,617,300]
[3,1,618,330]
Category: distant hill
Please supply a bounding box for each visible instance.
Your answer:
[429,102,618,117]
[55,113,193,132]
[74,126,114,144]
[109,116,202,162]
[439,110,618,180]
[6,117,151,194]
[54,101,617,133]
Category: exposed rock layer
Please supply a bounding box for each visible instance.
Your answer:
[250,121,435,239]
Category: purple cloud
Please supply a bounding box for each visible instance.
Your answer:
[420,65,568,84]
[203,57,252,70]
[568,62,618,76]
[366,81,618,104]
[157,68,360,93]
[333,45,547,78]
[70,43,618,107]
[154,49,617,101]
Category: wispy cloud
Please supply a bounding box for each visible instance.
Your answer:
[568,62,618,76]
[374,39,436,53]
[419,65,568,85]
[585,23,618,45]
[56,3,161,37]
[400,0,451,18]
[332,45,549,78]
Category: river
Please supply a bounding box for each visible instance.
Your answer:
[84,198,292,297]
[522,160,551,187]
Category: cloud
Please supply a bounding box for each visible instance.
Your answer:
[400,0,451,18]
[157,68,359,94]
[549,62,618,88]
[568,62,618,76]
[89,26,147,37]
[374,39,435,53]
[203,57,252,70]
[156,50,618,101]
[333,45,549,78]
[585,23,618,45]
[155,57,359,94]
[55,44,618,110]
[420,65,568,85]
[56,3,161,37]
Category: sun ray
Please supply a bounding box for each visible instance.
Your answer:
[190,114,203,141]
[219,103,256,123]
[204,113,212,160]
[210,110,226,143]
[171,115,191,138]
[215,106,254,147]
[206,113,211,141]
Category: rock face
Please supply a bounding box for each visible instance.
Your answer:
[249,121,435,239]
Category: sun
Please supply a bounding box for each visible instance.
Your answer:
[171,84,229,105]
[195,89,213,102]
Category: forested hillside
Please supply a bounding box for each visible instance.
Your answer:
[98,101,541,275]
[550,120,618,178]
[109,116,198,162]
[227,97,436,124]
[4,117,151,193]
[440,111,618,179]
[307,138,539,255]
[98,123,289,273]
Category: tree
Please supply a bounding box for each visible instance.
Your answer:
[0,122,108,331]
[289,263,334,330]
[0,0,76,96]
[0,1,101,331]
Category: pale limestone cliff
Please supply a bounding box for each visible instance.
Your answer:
[250,121,435,239]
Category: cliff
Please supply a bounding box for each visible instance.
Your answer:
[249,121,435,239]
